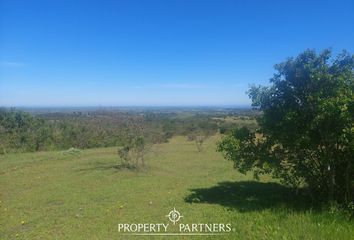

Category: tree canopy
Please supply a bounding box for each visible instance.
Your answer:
[218,49,354,203]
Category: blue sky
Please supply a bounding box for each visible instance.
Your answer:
[1,0,353,107]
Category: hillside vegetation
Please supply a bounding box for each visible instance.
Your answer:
[0,108,256,153]
[1,136,353,239]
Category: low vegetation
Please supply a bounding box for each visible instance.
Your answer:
[1,137,353,239]
[0,108,256,153]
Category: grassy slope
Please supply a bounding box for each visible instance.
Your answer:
[0,136,353,239]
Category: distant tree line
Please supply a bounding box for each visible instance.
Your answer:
[0,108,256,153]
[0,110,124,153]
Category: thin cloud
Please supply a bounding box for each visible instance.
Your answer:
[159,83,211,89]
[133,83,229,90]
[0,61,26,68]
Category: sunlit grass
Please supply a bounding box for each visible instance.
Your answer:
[0,136,353,239]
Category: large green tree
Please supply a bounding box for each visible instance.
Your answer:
[218,49,354,203]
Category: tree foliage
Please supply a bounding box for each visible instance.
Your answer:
[218,49,354,203]
[0,108,254,154]
[118,136,151,169]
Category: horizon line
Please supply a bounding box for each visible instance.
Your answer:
[0,104,252,108]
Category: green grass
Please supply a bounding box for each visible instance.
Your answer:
[1,136,353,239]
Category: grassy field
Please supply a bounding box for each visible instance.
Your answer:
[1,136,353,239]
